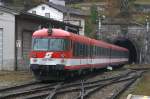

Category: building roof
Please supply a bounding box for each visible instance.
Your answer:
[0,4,19,15]
[0,1,87,16]
[0,4,81,29]
[17,12,81,28]
[45,2,87,16]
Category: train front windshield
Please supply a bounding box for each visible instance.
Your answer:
[32,38,69,51]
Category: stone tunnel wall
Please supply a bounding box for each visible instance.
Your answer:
[100,24,149,64]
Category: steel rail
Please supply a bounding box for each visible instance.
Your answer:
[45,70,137,99]
[0,80,39,92]
[0,84,55,98]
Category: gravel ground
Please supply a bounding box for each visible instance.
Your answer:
[0,64,149,99]
[0,71,34,88]
[85,68,128,82]
[87,81,128,99]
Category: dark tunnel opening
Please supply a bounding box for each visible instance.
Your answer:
[114,39,137,64]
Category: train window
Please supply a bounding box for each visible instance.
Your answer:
[32,38,49,51]
[104,48,106,57]
[73,42,80,57]
[103,48,105,57]
[73,42,87,57]
[76,42,80,56]
[100,47,102,57]
[83,44,86,57]
[105,48,107,57]
[95,46,97,56]
[84,44,88,57]
[80,43,83,56]
[87,45,89,57]
[90,45,92,56]
[32,38,70,51]
[96,47,98,56]
[98,47,100,56]
[94,46,96,56]
[48,39,69,51]
[73,42,76,56]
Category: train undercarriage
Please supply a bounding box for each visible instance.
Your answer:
[30,63,125,81]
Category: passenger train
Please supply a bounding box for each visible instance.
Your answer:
[30,28,129,81]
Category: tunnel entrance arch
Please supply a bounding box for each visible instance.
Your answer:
[113,38,138,64]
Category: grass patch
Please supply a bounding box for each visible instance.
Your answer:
[135,0,150,4]
[119,70,150,99]
[132,71,150,95]
[0,71,34,85]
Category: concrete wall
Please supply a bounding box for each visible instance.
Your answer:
[0,10,15,70]
[16,19,40,70]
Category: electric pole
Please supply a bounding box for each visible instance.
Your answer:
[144,16,149,64]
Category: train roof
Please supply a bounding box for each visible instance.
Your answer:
[33,28,71,37]
[110,44,128,51]
[33,28,128,52]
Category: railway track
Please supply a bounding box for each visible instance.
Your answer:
[0,68,147,99]
[0,81,62,99]
[45,70,146,99]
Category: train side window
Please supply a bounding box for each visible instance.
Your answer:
[98,47,99,56]
[101,48,103,56]
[104,48,106,57]
[95,46,97,56]
[73,42,75,56]
[82,44,85,57]
[79,43,83,57]
[73,42,81,57]
[84,44,87,57]
[73,42,77,57]
[96,47,98,56]
[100,47,102,57]
[102,48,105,56]
[87,45,89,57]
[85,44,88,57]
[94,46,96,56]
[79,43,81,56]
[105,48,107,56]
[90,46,93,57]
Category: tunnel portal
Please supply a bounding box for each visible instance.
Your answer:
[114,38,138,64]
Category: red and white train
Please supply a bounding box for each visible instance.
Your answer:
[30,28,129,80]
